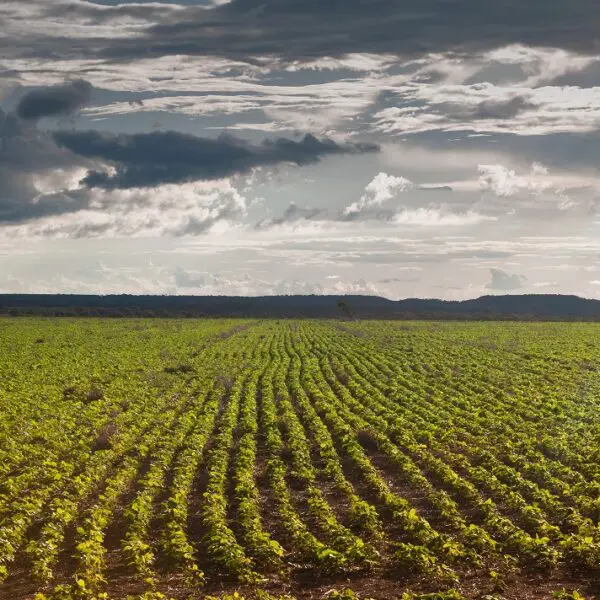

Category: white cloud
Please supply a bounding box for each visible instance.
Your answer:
[6,41,600,139]
[344,172,414,215]
[284,53,398,73]
[369,45,600,137]
[374,81,600,136]
[393,208,495,226]
[0,1,162,44]
[2,225,600,300]
[482,45,598,86]
[173,267,381,296]
[486,267,526,291]
[474,162,600,218]
[2,180,247,239]
[478,162,555,197]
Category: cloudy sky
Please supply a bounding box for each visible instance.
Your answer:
[1,0,600,299]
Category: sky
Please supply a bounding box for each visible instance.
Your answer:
[1,0,600,299]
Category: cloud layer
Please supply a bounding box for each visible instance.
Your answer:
[54,130,379,189]
[1,1,600,299]
[486,268,526,291]
[16,79,92,121]
[5,0,599,64]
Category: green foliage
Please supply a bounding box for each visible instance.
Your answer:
[552,589,586,600]
[1,319,600,599]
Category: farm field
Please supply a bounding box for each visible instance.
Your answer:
[1,319,599,600]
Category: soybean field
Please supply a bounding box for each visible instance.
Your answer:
[1,319,600,600]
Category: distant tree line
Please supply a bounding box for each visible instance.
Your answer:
[1,293,599,320]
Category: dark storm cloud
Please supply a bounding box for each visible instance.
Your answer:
[53,130,379,189]
[101,0,600,63]
[16,80,93,121]
[0,107,92,222]
[90,0,212,5]
[4,0,600,64]
[0,91,378,223]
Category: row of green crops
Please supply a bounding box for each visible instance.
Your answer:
[0,318,598,600]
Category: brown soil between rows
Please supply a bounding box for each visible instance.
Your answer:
[5,564,596,599]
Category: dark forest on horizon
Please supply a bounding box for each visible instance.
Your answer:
[1,293,599,320]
